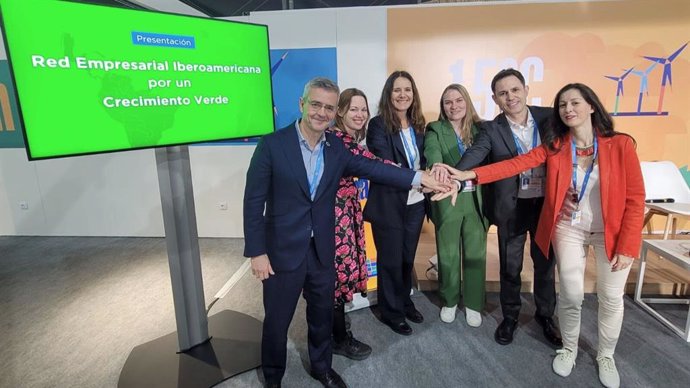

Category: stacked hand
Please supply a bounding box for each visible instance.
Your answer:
[420,169,455,196]
[431,163,477,182]
[424,163,478,204]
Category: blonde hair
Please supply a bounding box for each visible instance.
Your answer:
[438,83,482,146]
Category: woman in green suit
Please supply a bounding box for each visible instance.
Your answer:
[424,84,489,326]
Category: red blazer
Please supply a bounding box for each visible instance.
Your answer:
[473,133,645,260]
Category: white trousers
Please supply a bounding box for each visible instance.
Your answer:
[553,222,632,358]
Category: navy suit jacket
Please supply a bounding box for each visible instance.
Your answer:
[456,106,551,225]
[243,122,415,271]
[364,115,427,228]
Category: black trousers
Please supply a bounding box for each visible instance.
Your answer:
[261,239,335,384]
[496,197,556,320]
[371,201,425,324]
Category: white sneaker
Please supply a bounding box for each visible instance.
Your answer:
[440,305,457,323]
[552,348,576,377]
[597,356,620,388]
[465,307,482,327]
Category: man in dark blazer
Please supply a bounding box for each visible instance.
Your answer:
[456,69,562,347]
[244,78,447,388]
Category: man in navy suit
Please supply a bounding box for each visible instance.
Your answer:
[243,78,447,388]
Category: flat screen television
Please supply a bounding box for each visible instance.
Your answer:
[0,0,274,160]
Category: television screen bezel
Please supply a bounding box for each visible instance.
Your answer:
[0,0,275,161]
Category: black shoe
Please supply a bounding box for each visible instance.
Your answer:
[385,320,413,336]
[535,315,563,347]
[405,309,424,323]
[264,381,281,388]
[311,368,347,388]
[494,317,518,345]
[333,332,372,360]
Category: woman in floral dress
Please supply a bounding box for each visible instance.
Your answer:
[328,88,390,361]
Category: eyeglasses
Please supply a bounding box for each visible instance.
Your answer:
[306,99,336,114]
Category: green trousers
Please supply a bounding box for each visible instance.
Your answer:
[434,192,487,311]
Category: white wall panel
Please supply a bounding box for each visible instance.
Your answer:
[189,145,255,238]
[0,163,13,234]
[0,150,41,235]
[336,7,388,115]
[249,9,337,49]
[30,150,163,236]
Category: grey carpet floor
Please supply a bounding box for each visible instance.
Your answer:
[1,236,688,388]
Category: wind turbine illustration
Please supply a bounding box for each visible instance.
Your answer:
[629,62,658,113]
[271,51,289,75]
[643,42,688,114]
[604,67,634,115]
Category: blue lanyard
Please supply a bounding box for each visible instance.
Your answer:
[571,136,598,203]
[456,134,466,156]
[400,128,418,169]
[308,143,324,199]
[511,121,539,155]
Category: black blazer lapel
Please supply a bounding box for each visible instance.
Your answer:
[496,114,519,157]
[313,133,338,202]
[394,129,423,169]
[392,131,408,167]
[281,122,311,198]
[528,106,550,140]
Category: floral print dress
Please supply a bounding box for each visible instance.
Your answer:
[330,128,391,307]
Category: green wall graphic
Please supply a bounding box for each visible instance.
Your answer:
[0,0,273,159]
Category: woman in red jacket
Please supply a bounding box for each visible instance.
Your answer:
[434,83,645,388]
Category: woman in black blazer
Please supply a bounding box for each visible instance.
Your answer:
[364,71,427,335]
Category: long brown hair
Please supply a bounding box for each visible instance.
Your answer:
[335,88,369,142]
[438,83,482,147]
[377,71,426,134]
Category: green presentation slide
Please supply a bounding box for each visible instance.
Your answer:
[0,0,274,159]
